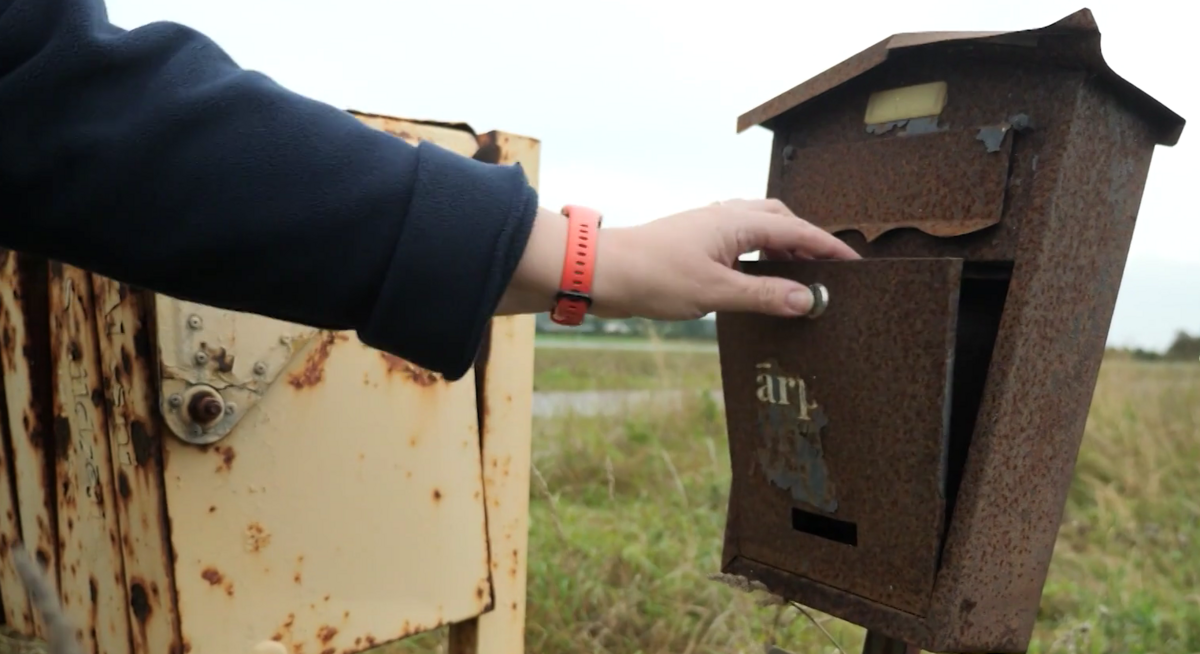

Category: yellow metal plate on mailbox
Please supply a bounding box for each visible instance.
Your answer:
[864,81,948,125]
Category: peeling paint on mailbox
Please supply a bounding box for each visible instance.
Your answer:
[753,360,836,513]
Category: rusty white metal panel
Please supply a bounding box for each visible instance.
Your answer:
[448,131,540,654]
[48,263,131,654]
[158,112,497,654]
[0,252,58,637]
[0,419,29,630]
[91,276,183,654]
[0,252,39,633]
[160,329,493,654]
[350,112,481,153]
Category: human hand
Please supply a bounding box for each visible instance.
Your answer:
[497,199,860,320]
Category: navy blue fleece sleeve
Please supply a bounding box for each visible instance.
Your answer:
[0,0,538,381]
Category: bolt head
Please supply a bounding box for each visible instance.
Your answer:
[189,424,203,438]
[225,403,237,415]
[194,351,209,365]
[168,394,183,408]
[253,362,268,375]
[279,335,292,346]
[187,315,203,330]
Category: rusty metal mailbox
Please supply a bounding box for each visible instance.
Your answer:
[716,9,1184,654]
[0,112,537,654]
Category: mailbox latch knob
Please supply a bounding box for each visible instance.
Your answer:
[807,283,829,318]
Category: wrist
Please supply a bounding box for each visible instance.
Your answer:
[496,206,635,319]
[496,206,568,316]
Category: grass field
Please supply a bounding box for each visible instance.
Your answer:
[402,346,1200,654]
[532,343,721,391]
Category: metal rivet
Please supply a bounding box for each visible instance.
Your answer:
[194,351,209,365]
[168,394,183,408]
[225,403,237,415]
[782,145,796,163]
[187,315,203,330]
[253,362,268,375]
[189,424,203,438]
[279,335,292,346]
[807,283,829,319]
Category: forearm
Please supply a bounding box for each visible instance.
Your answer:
[0,0,539,380]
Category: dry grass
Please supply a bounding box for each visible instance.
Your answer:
[532,344,720,392]
[389,349,1200,654]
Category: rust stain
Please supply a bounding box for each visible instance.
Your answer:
[317,626,338,643]
[210,346,235,373]
[379,352,442,386]
[432,488,442,503]
[287,332,349,390]
[129,580,151,624]
[200,567,223,585]
[129,419,153,466]
[117,470,131,499]
[246,522,272,552]
[214,445,236,472]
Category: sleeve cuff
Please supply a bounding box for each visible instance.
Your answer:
[357,140,539,381]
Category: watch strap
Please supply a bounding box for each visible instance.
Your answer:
[550,205,603,326]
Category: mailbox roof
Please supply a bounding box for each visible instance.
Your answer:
[736,8,1185,146]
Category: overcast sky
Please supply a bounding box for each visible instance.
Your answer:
[104,0,1198,351]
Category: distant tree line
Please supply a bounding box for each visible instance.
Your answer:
[1107,330,1200,362]
[534,314,717,340]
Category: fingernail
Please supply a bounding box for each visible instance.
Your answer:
[786,287,812,314]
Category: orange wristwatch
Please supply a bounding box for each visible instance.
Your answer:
[550,205,603,326]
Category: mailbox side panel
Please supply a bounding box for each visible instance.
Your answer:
[927,80,1163,652]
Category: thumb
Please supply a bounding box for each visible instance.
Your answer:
[715,270,815,317]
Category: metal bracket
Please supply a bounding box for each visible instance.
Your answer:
[155,298,320,445]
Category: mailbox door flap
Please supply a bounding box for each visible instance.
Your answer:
[718,258,962,617]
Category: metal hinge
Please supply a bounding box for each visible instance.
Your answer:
[155,297,320,445]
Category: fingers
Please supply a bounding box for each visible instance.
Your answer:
[712,199,859,260]
[731,210,860,261]
[716,198,794,216]
[708,267,816,317]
